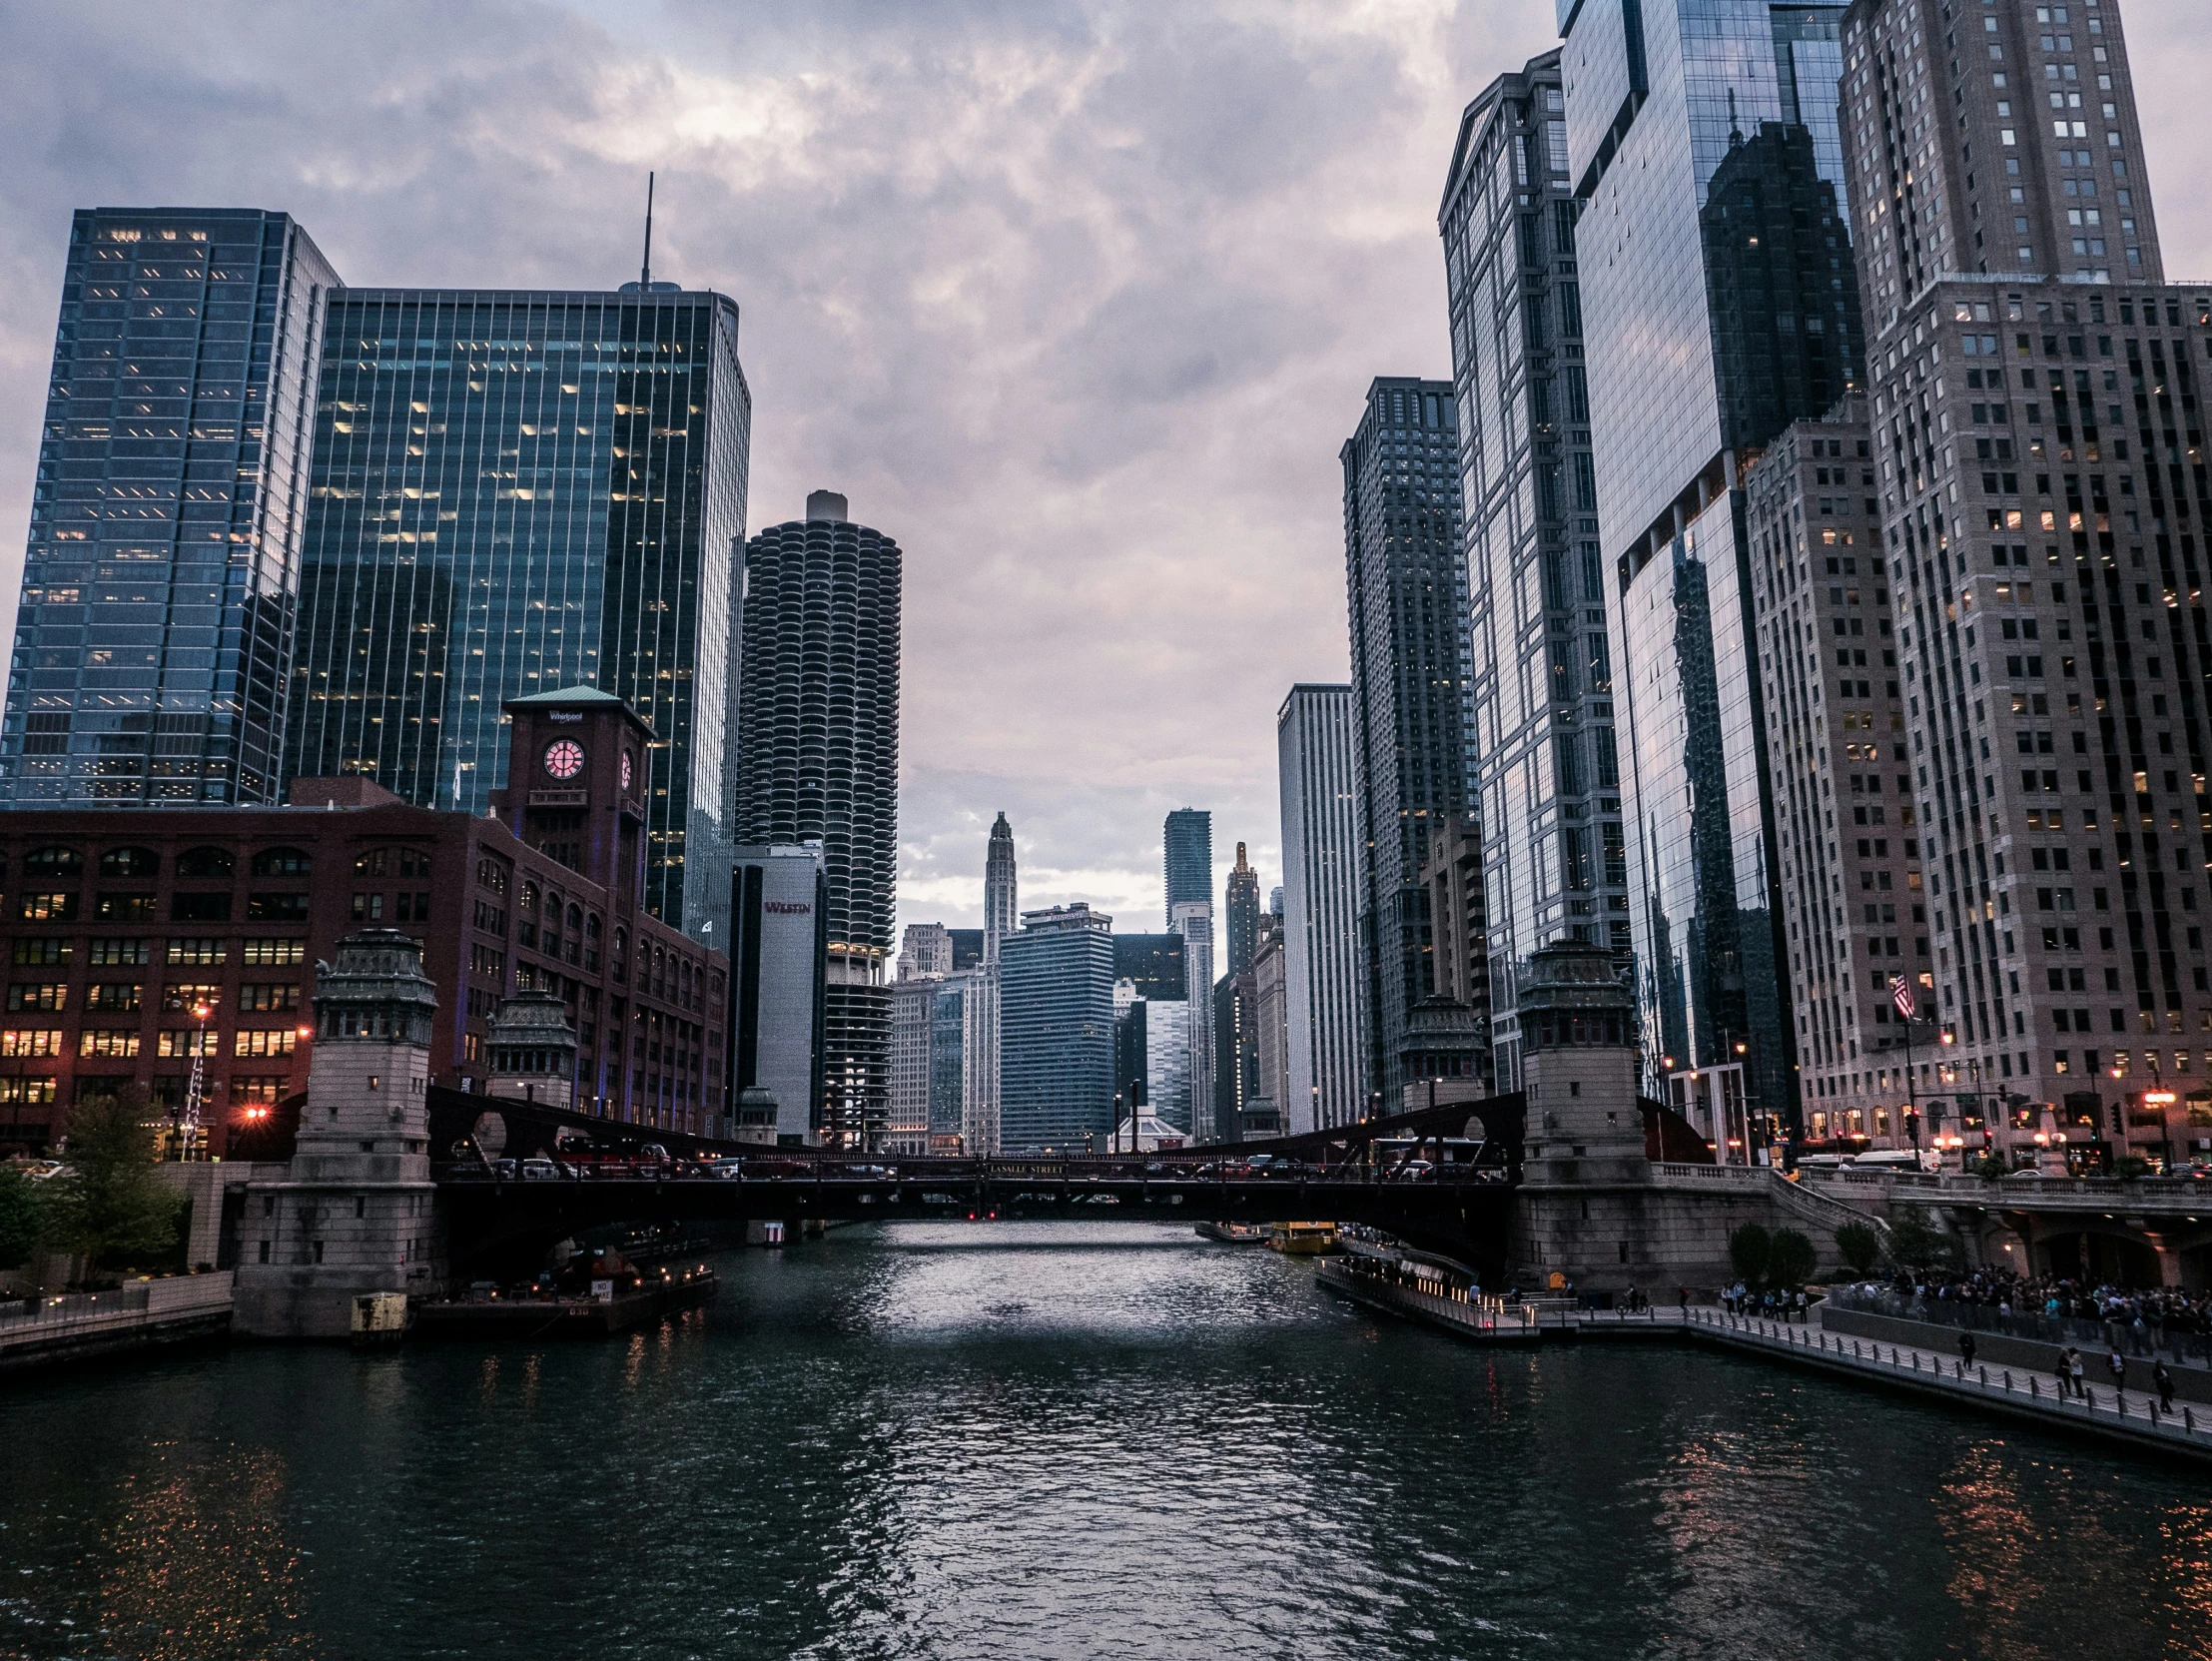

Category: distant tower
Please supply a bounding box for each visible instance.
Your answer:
[984,813,1018,962]
[1172,900,1215,1141]
[1224,842,1260,978]
[1163,809,1211,925]
[484,991,579,1111]
[977,812,1018,1155]
[235,930,439,1337]
[897,922,953,981]
[736,490,902,1149]
[1342,379,1473,1106]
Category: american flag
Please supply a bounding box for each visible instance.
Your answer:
[1891,975,1916,1020]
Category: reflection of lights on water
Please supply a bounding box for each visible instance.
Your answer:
[97,1445,310,1659]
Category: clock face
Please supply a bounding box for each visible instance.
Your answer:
[620,750,634,790]
[543,739,585,780]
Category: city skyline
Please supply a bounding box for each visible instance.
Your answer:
[0,3,2206,956]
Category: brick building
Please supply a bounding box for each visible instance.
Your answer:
[0,687,726,1154]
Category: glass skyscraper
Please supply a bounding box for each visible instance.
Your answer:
[999,903,1115,1151]
[1441,51,1630,1097]
[282,286,750,940]
[1559,0,1855,1150]
[1162,807,1211,922]
[2,208,337,806]
[1341,378,1478,1106]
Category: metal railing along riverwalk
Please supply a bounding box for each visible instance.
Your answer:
[1688,1305,2212,1457]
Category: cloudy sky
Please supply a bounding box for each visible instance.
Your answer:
[1,1,2207,949]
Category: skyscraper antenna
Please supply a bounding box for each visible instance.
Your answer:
[640,171,655,289]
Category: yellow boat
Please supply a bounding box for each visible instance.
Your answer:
[1264,1221,1338,1255]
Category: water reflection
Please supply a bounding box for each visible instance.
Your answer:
[3,1224,2209,1660]
[97,1444,309,1658]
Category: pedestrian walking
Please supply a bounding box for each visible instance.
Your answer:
[2070,1351,2087,1399]
[2054,1349,2072,1399]
[1679,1286,1690,1315]
[2156,1362,2176,1415]
[1795,1289,1809,1323]
[1960,1331,1977,1371]
[2108,1349,2128,1404]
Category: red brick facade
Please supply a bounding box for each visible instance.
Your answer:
[0,690,725,1154]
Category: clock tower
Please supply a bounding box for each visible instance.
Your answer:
[490,687,657,905]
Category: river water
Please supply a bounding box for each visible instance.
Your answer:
[5,1222,2209,1660]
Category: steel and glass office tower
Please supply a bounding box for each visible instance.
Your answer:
[283,285,750,940]
[1558,0,1856,1152]
[2,208,337,807]
[1277,684,1369,1133]
[999,903,1115,1151]
[1341,378,1477,1105]
[1441,53,1630,1097]
[735,490,902,1149]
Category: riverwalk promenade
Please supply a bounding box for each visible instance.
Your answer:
[1314,1256,2212,1465]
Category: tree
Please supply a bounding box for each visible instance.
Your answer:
[1884,1207,1964,1277]
[1767,1228,1818,1289]
[44,1086,180,1273]
[1834,1221,1882,1277]
[1729,1222,1773,1288]
[0,1166,44,1269]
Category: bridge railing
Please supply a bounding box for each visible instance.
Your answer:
[1799,1167,2212,1211]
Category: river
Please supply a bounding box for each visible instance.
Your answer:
[4,1222,2209,1660]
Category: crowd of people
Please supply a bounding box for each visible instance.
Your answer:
[1855,1267,2212,1362]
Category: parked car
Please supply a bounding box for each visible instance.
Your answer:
[519,1157,565,1181]
[845,1164,899,1180]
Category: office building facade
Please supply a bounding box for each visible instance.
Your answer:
[3,208,338,810]
[888,973,936,1156]
[998,903,1114,1151]
[1560,0,1856,1151]
[1276,684,1368,1133]
[735,490,901,1148]
[1173,899,1216,1139]
[1341,379,1475,1106]
[1823,0,2212,1169]
[1112,932,1186,1001]
[0,689,727,1155]
[729,840,826,1144]
[897,921,952,981]
[1745,395,1931,1149]
[283,285,750,940]
[1441,53,1608,1095]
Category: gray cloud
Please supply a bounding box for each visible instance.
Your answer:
[0,0,2205,953]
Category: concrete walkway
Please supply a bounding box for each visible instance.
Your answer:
[1317,1266,2212,1464]
[1684,1305,2212,1464]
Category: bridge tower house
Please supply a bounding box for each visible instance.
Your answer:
[1510,941,1654,1293]
[484,991,579,1111]
[234,929,441,1337]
